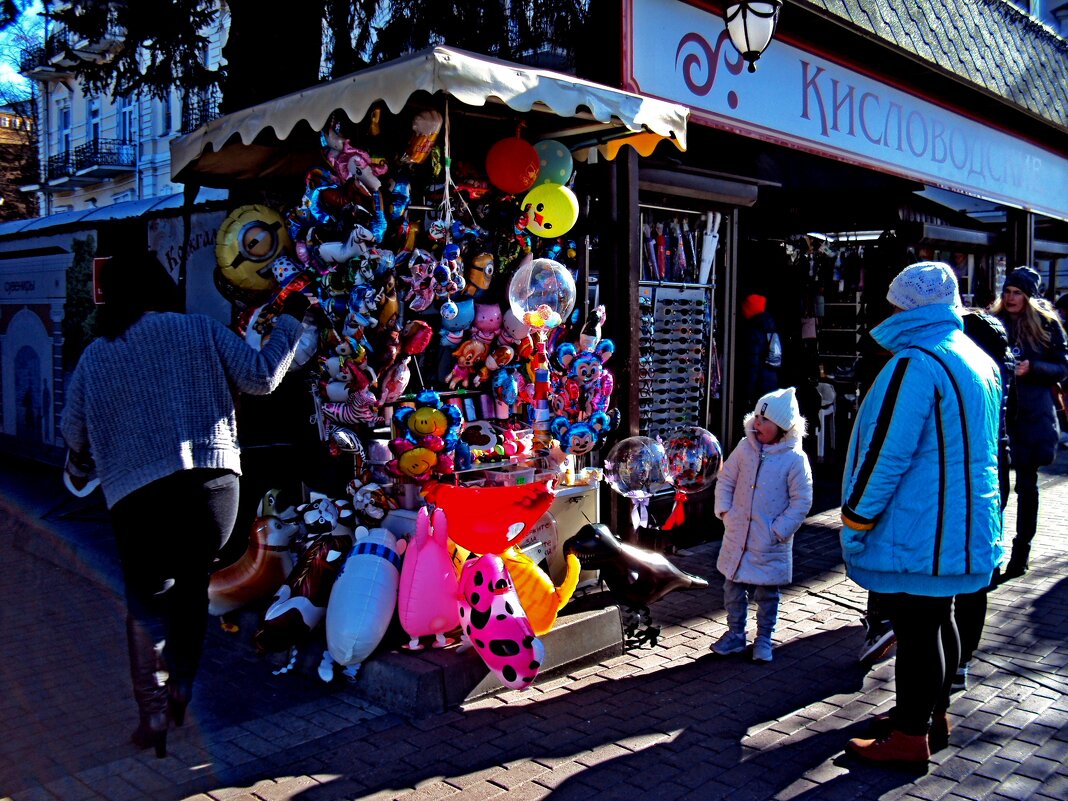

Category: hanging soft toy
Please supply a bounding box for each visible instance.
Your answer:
[321,525,407,681]
[387,390,463,481]
[458,554,544,691]
[397,506,461,650]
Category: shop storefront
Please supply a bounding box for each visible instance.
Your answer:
[613,0,1068,469]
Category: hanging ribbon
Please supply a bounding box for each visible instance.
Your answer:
[661,489,688,530]
[630,497,651,530]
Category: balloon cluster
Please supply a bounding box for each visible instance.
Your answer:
[213,105,607,474]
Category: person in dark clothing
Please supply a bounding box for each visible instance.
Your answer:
[740,293,780,407]
[992,267,1068,581]
[61,251,309,758]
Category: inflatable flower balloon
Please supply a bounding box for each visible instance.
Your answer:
[661,426,723,530]
[604,436,668,529]
[387,390,463,481]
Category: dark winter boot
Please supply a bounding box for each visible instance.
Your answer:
[1001,539,1032,582]
[126,616,169,758]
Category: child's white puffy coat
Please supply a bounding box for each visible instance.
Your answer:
[715,413,813,586]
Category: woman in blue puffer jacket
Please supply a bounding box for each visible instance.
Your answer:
[840,262,1002,766]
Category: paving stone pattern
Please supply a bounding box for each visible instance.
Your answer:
[1,455,1066,801]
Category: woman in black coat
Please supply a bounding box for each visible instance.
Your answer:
[992,267,1068,580]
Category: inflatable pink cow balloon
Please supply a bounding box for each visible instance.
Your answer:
[458,553,545,690]
[398,507,460,649]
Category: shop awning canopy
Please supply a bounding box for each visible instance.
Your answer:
[170,46,689,188]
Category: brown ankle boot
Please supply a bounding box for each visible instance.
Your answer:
[848,729,930,766]
[864,710,951,751]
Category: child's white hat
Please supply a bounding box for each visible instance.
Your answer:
[755,387,800,431]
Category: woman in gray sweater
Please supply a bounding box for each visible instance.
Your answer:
[61,250,308,757]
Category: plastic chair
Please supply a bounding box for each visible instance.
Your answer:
[816,382,836,462]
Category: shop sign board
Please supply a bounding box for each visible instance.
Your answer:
[625,0,1068,222]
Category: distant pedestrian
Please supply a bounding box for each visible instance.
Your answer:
[841,262,1002,766]
[740,293,781,407]
[60,248,309,758]
[713,386,812,663]
[991,267,1068,581]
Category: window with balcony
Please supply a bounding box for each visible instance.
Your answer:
[161,93,172,135]
[57,102,71,154]
[87,98,101,142]
[119,95,136,142]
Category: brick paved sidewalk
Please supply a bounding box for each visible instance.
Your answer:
[2,456,1066,801]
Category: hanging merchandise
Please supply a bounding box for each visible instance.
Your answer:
[485,135,541,195]
[533,139,574,186]
[520,183,580,238]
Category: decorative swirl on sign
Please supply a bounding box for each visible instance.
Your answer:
[675,30,746,96]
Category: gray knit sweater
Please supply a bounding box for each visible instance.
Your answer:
[60,311,302,508]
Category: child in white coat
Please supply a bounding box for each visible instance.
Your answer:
[713,386,813,662]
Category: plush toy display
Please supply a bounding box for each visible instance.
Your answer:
[397,507,461,649]
[322,525,407,680]
[458,553,544,690]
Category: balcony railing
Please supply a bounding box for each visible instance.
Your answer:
[73,138,136,174]
[181,87,221,134]
[46,151,76,182]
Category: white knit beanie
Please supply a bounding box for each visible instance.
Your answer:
[755,387,800,431]
[886,261,962,310]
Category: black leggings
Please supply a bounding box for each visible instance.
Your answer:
[884,593,958,736]
[111,468,239,686]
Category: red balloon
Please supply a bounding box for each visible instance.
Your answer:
[485,137,541,195]
[422,480,556,554]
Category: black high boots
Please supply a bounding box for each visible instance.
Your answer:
[126,616,168,758]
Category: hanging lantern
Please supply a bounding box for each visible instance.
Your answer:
[724,1,782,73]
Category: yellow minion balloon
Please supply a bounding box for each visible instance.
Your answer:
[521,182,579,239]
[215,205,293,292]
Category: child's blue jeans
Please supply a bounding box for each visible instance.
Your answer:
[723,579,780,638]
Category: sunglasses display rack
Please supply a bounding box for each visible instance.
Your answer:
[637,282,714,463]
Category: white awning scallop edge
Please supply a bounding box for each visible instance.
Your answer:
[171,46,689,182]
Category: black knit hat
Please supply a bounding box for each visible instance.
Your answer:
[1003,266,1041,298]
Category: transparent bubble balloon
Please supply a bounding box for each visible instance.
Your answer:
[604,436,667,500]
[663,426,722,495]
[507,258,576,331]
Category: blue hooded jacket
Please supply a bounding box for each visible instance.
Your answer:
[841,303,1003,596]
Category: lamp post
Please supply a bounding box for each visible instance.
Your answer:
[724,1,782,72]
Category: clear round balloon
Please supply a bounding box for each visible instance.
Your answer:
[507,258,577,331]
[663,426,723,495]
[604,436,668,500]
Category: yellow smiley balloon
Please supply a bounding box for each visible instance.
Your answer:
[521,183,579,238]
